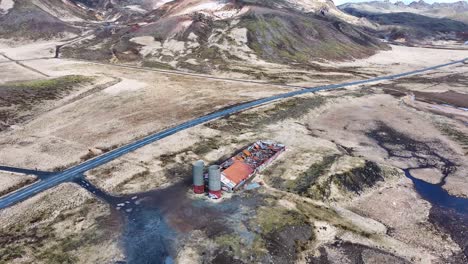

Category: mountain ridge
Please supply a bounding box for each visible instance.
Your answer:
[339,0,468,23]
[0,0,388,73]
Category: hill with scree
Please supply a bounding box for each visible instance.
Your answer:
[0,0,387,72]
[59,0,386,72]
[339,0,468,43]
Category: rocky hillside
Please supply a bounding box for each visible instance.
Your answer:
[0,0,387,73]
[0,0,82,40]
[50,0,385,73]
[340,0,468,23]
[339,0,468,43]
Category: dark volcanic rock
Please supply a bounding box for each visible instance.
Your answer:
[429,205,468,262]
[265,224,313,263]
[307,241,410,264]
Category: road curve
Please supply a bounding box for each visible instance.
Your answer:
[0,58,466,210]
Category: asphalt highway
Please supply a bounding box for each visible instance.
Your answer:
[0,58,466,209]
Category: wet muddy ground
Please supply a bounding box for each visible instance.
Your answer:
[367,122,468,261]
[75,168,327,264]
[379,72,468,109]
[412,90,468,109]
[75,176,283,263]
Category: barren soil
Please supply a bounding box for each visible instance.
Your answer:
[0,42,467,263]
[0,183,123,263]
[0,172,36,197]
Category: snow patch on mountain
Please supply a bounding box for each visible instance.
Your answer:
[173,1,228,16]
[152,0,176,9]
[130,36,162,56]
[0,0,15,14]
[125,5,147,14]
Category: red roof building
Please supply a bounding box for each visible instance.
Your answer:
[220,141,285,191]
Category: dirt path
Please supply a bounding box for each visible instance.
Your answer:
[0,53,50,77]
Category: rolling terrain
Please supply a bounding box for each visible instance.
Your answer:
[0,1,468,264]
[339,0,468,43]
[340,0,468,23]
[1,0,387,74]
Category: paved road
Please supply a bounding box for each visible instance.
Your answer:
[0,58,466,210]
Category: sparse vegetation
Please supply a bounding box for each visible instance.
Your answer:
[7,76,92,90]
[264,153,388,202]
[342,6,468,43]
[240,12,384,65]
[0,75,93,131]
[0,197,114,264]
[115,169,151,191]
[214,234,243,256]
[285,155,338,196]
[0,0,80,40]
[37,245,78,264]
[0,176,36,197]
[332,161,384,194]
[296,202,373,238]
[255,206,309,234]
[0,245,25,263]
[207,96,327,133]
[438,124,468,154]
[142,60,175,70]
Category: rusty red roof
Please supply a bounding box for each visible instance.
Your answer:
[222,161,254,185]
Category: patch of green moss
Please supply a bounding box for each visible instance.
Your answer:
[307,180,333,201]
[332,161,384,194]
[0,245,25,263]
[207,96,326,133]
[255,206,308,234]
[297,202,373,237]
[158,135,223,167]
[0,199,112,264]
[239,12,383,65]
[438,124,468,154]
[0,75,93,115]
[214,232,268,261]
[280,157,385,201]
[8,75,92,90]
[115,169,151,191]
[286,155,338,195]
[197,46,224,61]
[142,60,175,70]
[34,208,110,263]
[37,245,78,264]
[251,234,268,255]
[215,234,243,256]
[192,136,222,155]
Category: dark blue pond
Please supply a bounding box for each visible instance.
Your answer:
[404,169,468,215]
